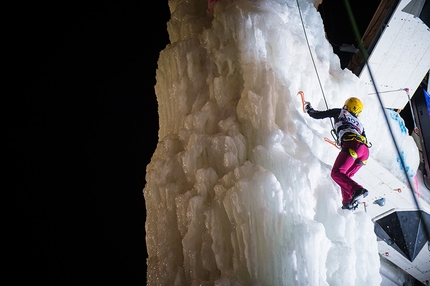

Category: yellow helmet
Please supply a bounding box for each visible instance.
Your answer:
[344,97,363,116]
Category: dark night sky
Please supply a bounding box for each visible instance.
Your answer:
[6,1,377,284]
[8,3,170,284]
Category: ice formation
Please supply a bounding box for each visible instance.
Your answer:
[143,0,419,285]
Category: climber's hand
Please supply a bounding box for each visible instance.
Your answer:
[304,102,312,113]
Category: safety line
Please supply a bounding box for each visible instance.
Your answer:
[296,0,335,133]
[343,0,429,237]
[296,0,328,107]
[404,88,419,133]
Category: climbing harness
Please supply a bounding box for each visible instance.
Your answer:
[342,133,372,148]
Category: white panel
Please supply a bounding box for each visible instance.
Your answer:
[354,159,430,217]
[360,0,430,110]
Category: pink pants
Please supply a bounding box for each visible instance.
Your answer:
[331,140,369,204]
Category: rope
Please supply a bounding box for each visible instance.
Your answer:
[296,0,335,134]
[404,88,419,134]
[296,0,338,143]
[343,0,429,238]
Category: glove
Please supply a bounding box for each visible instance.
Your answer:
[304,102,312,113]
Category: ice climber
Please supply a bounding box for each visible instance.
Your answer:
[304,97,371,210]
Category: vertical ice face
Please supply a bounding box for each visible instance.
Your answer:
[144,0,417,285]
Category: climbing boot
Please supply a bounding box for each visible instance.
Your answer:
[350,188,368,206]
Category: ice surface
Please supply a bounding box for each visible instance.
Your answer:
[144,0,419,285]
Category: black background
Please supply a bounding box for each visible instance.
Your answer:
[6,1,378,284]
[7,3,170,284]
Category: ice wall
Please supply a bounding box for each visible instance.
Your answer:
[144,0,418,285]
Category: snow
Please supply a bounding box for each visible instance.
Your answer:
[143,0,420,285]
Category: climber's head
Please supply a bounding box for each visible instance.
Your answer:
[343,97,363,116]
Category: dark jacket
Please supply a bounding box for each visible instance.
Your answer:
[308,107,367,146]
